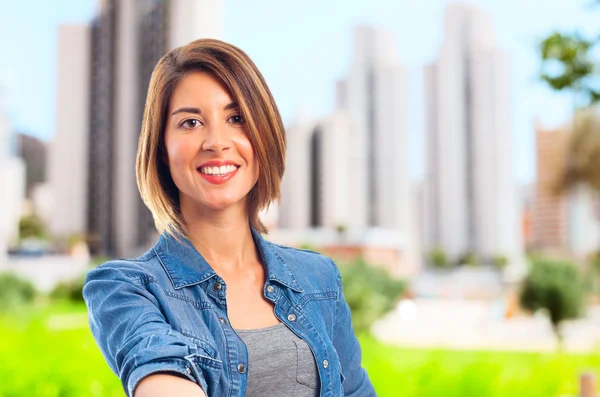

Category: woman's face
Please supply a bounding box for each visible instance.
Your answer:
[164,71,259,216]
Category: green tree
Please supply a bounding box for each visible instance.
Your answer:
[539,2,600,261]
[540,32,598,106]
[339,258,406,333]
[519,259,585,347]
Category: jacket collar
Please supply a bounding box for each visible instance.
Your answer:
[154,225,303,292]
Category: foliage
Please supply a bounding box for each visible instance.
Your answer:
[539,31,599,105]
[586,250,600,295]
[519,259,585,344]
[339,258,406,333]
[18,214,46,240]
[427,248,450,269]
[456,251,479,267]
[0,272,37,311]
[553,108,600,194]
[492,254,509,270]
[538,3,600,256]
[50,275,86,302]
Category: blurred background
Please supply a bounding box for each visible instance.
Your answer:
[1,0,600,396]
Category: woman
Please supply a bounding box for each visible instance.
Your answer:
[83,38,376,397]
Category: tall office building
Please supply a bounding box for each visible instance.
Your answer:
[279,26,409,235]
[49,25,91,240]
[531,123,570,251]
[48,0,223,257]
[279,112,352,229]
[335,26,409,232]
[423,4,523,264]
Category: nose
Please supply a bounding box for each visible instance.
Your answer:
[201,122,231,153]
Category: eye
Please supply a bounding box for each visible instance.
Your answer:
[228,114,245,125]
[180,119,201,129]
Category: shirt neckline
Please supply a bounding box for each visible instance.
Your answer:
[234,322,286,335]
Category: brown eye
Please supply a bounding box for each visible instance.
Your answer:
[181,119,201,129]
[228,114,245,124]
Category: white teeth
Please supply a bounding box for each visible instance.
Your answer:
[199,165,238,175]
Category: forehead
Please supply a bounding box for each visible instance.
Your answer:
[168,71,234,111]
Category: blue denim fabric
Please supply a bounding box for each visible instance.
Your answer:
[83,227,377,397]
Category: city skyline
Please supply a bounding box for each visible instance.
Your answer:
[1,0,597,185]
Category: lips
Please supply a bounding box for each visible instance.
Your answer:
[196,160,241,185]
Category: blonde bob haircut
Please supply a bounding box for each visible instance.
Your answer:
[136,39,286,239]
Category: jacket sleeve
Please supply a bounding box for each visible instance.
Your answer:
[329,259,378,397]
[83,261,208,397]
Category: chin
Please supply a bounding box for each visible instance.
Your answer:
[201,196,242,211]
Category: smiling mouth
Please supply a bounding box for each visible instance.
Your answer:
[197,164,240,176]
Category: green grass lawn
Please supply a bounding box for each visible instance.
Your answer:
[1,302,599,396]
[360,336,600,397]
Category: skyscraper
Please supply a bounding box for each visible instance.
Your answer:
[279,26,409,237]
[423,4,523,264]
[279,112,352,229]
[51,0,222,257]
[531,122,570,251]
[49,24,91,241]
[336,26,409,233]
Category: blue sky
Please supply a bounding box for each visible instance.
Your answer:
[0,0,597,183]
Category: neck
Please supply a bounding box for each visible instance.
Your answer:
[180,199,258,274]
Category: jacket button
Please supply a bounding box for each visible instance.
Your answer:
[238,363,246,374]
[267,285,275,293]
[287,314,296,322]
[212,282,222,291]
[185,365,192,374]
[323,360,329,369]
[219,317,227,324]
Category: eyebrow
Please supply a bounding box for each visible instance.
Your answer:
[170,102,239,116]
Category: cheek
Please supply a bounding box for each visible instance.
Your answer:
[166,136,194,169]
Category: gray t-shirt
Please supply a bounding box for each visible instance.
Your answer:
[236,322,320,396]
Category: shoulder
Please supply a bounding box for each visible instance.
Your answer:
[266,241,342,291]
[85,248,162,286]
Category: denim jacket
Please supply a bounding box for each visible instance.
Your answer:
[83,227,377,397]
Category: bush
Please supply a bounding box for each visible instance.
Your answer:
[519,259,585,346]
[339,258,406,334]
[428,248,450,269]
[19,214,46,240]
[0,273,37,311]
[50,275,86,302]
[492,254,509,270]
[456,251,479,267]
